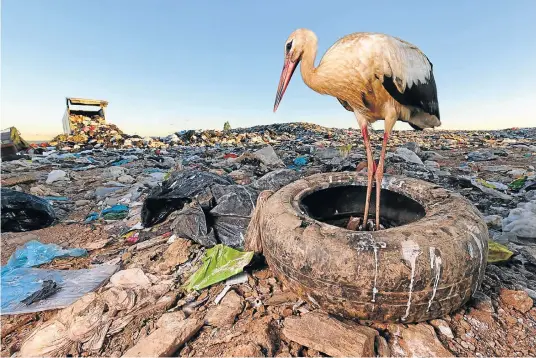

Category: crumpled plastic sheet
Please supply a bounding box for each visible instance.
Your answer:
[0,240,118,315]
[210,185,259,248]
[1,265,118,315]
[171,202,217,247]
[185,244,253,291]
[2,240,87,272]
[141,169,234,227]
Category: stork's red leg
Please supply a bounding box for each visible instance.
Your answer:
[361,124,374,227]
[375,132,389,230]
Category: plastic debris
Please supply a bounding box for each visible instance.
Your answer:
[488,240,514,263]
[1,240,87,272]
[509,176,527,191]
[1,188,57,232]
[142,169,233,227]
[293,156,308,167]
[185,244,254,291]
[46,170,67,184]
[21,280,61,306]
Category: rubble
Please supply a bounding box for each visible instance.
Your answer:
[282,312,377,357]
[1,122,536,357]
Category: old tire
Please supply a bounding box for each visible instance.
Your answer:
[260,172,488,323]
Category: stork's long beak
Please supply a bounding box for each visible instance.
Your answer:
[273,58,298,113]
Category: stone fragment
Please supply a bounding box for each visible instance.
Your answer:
[499,289,534,313]
[429,319,454,339]
[223,342,263,357]
[122,318,203,357]
[282,312,377,357]
[110,269,151,289]
[389,323,453,357]
[205,290,243,327]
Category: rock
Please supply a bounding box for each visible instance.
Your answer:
[376,336,391,357]
[160,238,192,271]
[205,290,243,327]
[122,318,203,357]
[252,169,300,191]
[484,215,503,229]
[156,311,186,328]
[110,268,151,288]
[467,150,498,162]
[46,170,67,184]
[75,199,91,207]
[282,312,377,357]
[471,291,494,313]
[389,323,453,357]
[499,289,534,313]
[394,147,424,165]
[117,175,135,184]
[223,342,263,357]
[429,319,454,339]
[254,145,284,167]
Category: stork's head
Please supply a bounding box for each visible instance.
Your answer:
[273,29,311,112]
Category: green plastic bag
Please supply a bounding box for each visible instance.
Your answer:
[488,240,513,263]
[185,244,254,291]
[508,176,527,191]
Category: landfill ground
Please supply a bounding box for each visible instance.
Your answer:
[1,122,536,357]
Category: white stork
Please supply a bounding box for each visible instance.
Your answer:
[274,29,441,230]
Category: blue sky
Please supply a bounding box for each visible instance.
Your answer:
[2,0,535,140]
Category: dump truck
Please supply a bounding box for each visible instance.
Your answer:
[62,97,109,135]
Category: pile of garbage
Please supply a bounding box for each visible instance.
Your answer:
[1,122,536,357]
[50,114,125,150]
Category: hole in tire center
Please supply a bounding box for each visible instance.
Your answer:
[299,185,426,229]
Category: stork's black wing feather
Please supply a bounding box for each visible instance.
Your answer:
[337,98,353,112]
[381,63,440,120]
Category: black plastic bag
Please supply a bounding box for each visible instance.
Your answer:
[1,188,56,232]
[252,169,300,191]
[141,169,234,227]
[209,185,259,249]
[171,202,217,247]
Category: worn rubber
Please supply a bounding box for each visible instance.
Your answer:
[260,172,489,323]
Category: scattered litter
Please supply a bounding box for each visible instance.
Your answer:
[487,240,514,263]
[1,265,118,315]
[1,188,57,232]
[185,244,254,291]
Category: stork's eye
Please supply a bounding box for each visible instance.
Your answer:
[286,41,293,53]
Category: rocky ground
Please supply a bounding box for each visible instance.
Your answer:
[1,123,535,357]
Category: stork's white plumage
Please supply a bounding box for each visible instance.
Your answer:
[274,29,441,230]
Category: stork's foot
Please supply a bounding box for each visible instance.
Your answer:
[346,217,385,231]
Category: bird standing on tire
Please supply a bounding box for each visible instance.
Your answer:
[273,29,441,230]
